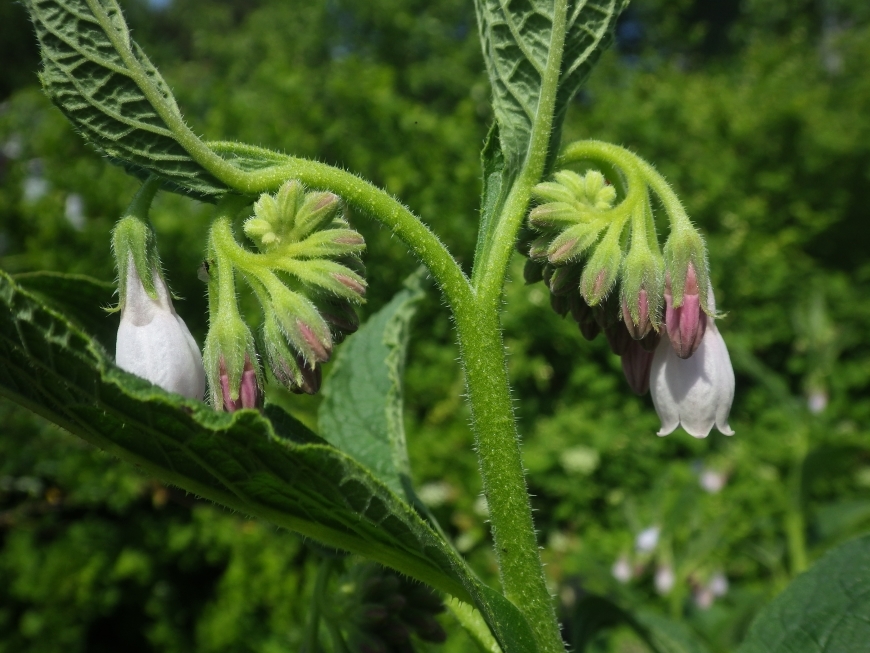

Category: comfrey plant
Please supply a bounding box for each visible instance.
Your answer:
[4,1,858,652]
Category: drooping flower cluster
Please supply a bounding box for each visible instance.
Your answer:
[522,162,734,438]
[203,180,366,410]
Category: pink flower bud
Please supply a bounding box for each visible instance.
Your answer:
[332,272,367,297]
[664,263,707,359]
[622,288,653,340]
[605,321,632,356]
[219,357,261,412]
[621,340,654,395]
[297,319,332,363]
[569,294,600,341]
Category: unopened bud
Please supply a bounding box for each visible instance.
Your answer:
[219,357,261,411]
[528,236,550,261]
[550,292,570,317]
[549,265,579,296]
[579,220,624,306]
[358,604,390,625]
[546,220,606,265]
[528,202,578,230]
[523,258,544,284]
[294,191,341,237]
[622,289,653,340]
[320,299,360,341]
[381,620,410,645]
[664,264,707,359]
[621,340,654,395]
[569,293,600,341]
[297,319,332,363]
[605,321,632,356]
[203,293,261,411]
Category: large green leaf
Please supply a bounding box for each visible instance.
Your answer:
[474,0,627,167]
[738,534,870,653]
[0,270,537,653]
[318,272,424,498]
[24,0,228,196]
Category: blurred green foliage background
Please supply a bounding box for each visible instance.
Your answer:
[1,0,869,651]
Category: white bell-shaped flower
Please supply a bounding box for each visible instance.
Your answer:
[115,257,205,400]
[650,306,734,438]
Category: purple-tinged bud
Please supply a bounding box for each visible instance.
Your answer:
[592,293,620,330]
[621,340,654,395]
[297,319,332,363]
[383,593,407,612]
[529,237,550,262]
[332,272,367,298]
[293,191,342,237]
[605,321,632,356]
[358,604,390,625]
[664,264,707,359]
[291,354,322,395]
[381,619,411,645]
[549,265,579,296]
[523,258,544,284]
[639,328,662,352]
[219,357,261,411]
[550,292,570,317]
[320,299,360,339]
[528,202,578,230]
[569,293,600,341]
[622,289,653,340]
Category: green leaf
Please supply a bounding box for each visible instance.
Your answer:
[0,270,537,653]
[474,0,627,167]
[318,271,425,498]
[24,0,230,197]
[738,534,870,653]
[570,594,711,653]
[472,124,515,285]
[12,271,116,351]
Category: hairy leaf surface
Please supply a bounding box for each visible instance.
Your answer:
[738,534,870,653]
[0,271,537,653]
[319,272,424,498]
[475,0,627,167]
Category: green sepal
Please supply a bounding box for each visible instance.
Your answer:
[662,226,711,313]
[579,215,628,305]
[547,218,608,265]
[110,181,162,309]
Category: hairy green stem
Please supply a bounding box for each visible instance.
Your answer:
[454,2,571,651]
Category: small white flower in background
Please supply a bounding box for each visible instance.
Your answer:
[655,565,676,595]
[693,586,715,610]
[116,256,205,400]
[807,389,828,414]
[651,287,735,438]
[699,468,727,494]
[64,193,85,231]
[709,571,729,597]
[635,526,660,553]
[611,555,632,583]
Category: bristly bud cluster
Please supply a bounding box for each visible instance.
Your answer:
[203,180,366,409]
[521,168,670,373]
[522,158,733,437]
[333,563,446,653]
